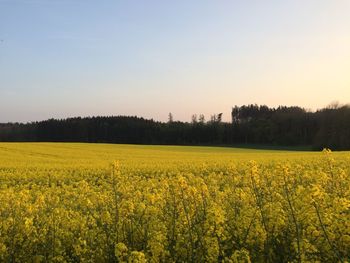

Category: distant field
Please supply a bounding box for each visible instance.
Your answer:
[0,142,339,167]
[0,143,349,262]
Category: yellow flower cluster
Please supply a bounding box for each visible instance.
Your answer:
[0,145,349,262]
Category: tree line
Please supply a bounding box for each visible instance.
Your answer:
[0,104,349,150]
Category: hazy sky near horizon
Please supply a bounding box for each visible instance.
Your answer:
[0,0,350,123]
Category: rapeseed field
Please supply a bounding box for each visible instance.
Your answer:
[0,143,349,262]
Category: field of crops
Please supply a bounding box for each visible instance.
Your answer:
[0,143,349,262]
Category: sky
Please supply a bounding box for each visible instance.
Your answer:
[0,0,350,123]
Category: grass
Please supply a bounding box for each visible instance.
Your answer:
[228,143,313,151]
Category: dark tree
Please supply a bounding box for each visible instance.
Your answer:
[1,104,350,150]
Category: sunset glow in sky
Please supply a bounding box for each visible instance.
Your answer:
[0,0,349,122]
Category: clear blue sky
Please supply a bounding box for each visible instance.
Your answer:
[1,0,349,123]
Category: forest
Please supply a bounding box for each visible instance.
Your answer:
[0,104,349,150]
